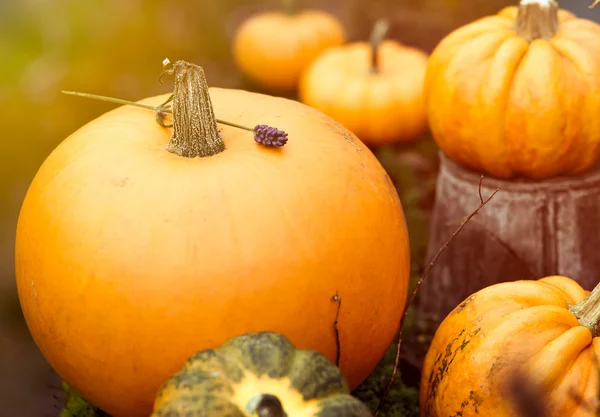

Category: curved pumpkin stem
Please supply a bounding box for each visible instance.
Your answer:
[516,0,559,42]
[569,284,600,338]
[369,19,390,74]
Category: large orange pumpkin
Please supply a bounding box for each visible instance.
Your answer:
[232,0,345,93]
[424,0,600,179]
[299,20,429,147]
[15,61,410,417]
[420,275,600,417]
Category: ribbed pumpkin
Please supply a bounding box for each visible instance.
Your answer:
[299,20,429,147]
[232,0,345,93]
[420,275,600,417]
[424,0,600,179]
[151,331,374,417]
[15,60,410,417]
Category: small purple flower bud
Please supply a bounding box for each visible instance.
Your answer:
[253,124,288,147]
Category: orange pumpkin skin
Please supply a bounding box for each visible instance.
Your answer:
[232,9,345,93]
[420,275,599,417]
[15,89,410,417]
[424,5,600,179]
[298,40,429,146]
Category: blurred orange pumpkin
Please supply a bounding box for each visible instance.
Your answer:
[420,275,600,417]
[15,61,410,417]
[232,0,345,93]
[299,20,429,147]
[424,0,600,179]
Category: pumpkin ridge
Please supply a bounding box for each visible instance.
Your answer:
[314,395,375,416]
[429,30,515,172]
[559,18,600,37]
[548,34,600,169]
[153,393,246,416]
[288,350,349,401]
[221,332,297,379]
[475,304,578,338]
[524,326,592,394]
[448,281,571,322]
[479,34,528,175]
[558,350,595,417]
[432,17,514,54]
[536,277,588,305]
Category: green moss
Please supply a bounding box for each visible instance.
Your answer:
[60,382,108,417]
[352,344,420,417]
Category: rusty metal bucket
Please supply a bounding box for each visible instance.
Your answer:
[405,151,600,369]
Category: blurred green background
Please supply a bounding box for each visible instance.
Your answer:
[1,0,596,415]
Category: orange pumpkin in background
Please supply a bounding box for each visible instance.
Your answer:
[15,61,410,417]
[424,0,600,179]
[420,275,600,417]
[299,20,429,147]
[232,0,345,93]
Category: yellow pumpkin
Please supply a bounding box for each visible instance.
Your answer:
[15,60,410,417]
[232,0,345,93]
[424,0,600,179]
[151,331,374,417]
[299,20,429,147]
[420,275,600,417]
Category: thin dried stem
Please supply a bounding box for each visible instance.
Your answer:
[374,178,500,416]
[332,291,342,367]
[478,175,484,204]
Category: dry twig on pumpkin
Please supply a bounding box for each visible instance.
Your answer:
[374,177,499,416]
[332,291,342,367]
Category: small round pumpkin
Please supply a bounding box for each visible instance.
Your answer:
[15,61,410,417]
[298,20,429,147]
[420,275,600,417]
[151,331,374,417]
[232,0,345,93]
[424,0,600,179]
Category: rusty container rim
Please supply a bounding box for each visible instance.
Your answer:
[439,151,600,193]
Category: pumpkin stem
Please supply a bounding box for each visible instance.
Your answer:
[281,0,299,16]
[369,19,389,74]
[516,0,559,42]
[569,284,600,338]
[158,58,225,157]
[62,60,289,151]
